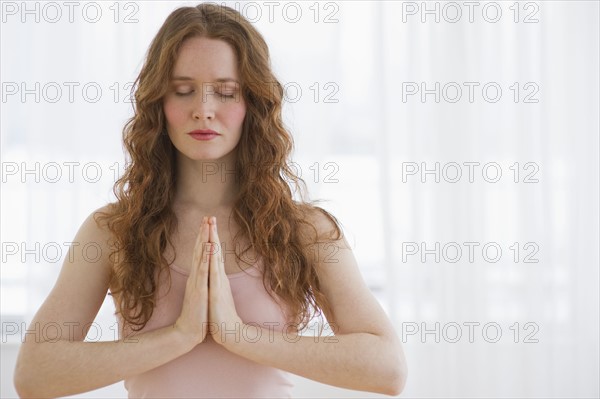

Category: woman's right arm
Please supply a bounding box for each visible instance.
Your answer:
[14,323,193,398]
[12,205,198,399]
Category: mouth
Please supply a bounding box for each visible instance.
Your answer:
[188,129,220,141]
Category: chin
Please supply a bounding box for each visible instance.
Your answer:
[189,154,222,161]
[187,150,231,162]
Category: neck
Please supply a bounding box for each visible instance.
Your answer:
[172,149,240,214]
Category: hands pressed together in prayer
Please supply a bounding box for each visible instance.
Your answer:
[174,216,243,349]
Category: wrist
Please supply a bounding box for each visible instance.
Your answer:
[218,318,247,352]
[169,323,199,353]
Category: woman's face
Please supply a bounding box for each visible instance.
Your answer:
[163,36,246,162]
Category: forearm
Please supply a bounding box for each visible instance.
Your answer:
[222,324,404,396]
[14,324,192,398]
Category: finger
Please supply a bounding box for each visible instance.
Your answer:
[199,223,211,271]
[208,216,216,244]
[210,218,225,274]
[208,217,222,264]
[192,220,211,289]
[209,227,220,288]
[207,216,219,266]
[191,217,208,269]
[204,241,213,290]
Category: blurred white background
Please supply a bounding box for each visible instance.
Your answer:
[1,1,598,398]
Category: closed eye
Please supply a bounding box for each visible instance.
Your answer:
[175,91,234,98]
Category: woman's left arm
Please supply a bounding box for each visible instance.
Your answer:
[222,213,408,396]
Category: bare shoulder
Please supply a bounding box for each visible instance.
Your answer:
[79,203,118,265]
[89,203,117,239]
[22,204,117,344]
[301,205,346,245]
[300,204,407,392]
[301,205,397,338]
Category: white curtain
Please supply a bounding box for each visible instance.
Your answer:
[1,1,598,397]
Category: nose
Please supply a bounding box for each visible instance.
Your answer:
[192,91,216,120]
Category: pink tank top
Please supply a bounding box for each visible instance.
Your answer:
[116,258,295,398]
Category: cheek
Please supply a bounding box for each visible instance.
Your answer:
[225,103,246,127]
[163,99,185,126]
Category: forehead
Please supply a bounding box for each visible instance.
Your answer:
[172,36,239,79]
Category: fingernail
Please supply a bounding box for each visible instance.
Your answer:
[212,216,217,224]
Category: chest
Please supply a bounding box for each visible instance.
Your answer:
[164,212,258,276]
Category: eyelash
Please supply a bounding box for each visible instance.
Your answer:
[175,91,234,98]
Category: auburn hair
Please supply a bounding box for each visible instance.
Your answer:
[95,3,343,335]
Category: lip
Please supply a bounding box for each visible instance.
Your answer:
[188,129,220,141]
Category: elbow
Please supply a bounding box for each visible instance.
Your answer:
[14,363,32,398]
[381,342,408,396]
[384,362,407,396]
[14,347,49,399]
[386,368,407,396]
[381,370,407,396]
[14,379,33,399]
[14,356,34,399]
[14,370,52,399]
[14,348,28,398]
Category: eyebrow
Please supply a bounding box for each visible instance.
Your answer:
[170,76,240,84]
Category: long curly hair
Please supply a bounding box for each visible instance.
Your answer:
[95,3,343,335]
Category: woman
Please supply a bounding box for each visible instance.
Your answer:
[14,4,407,398]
